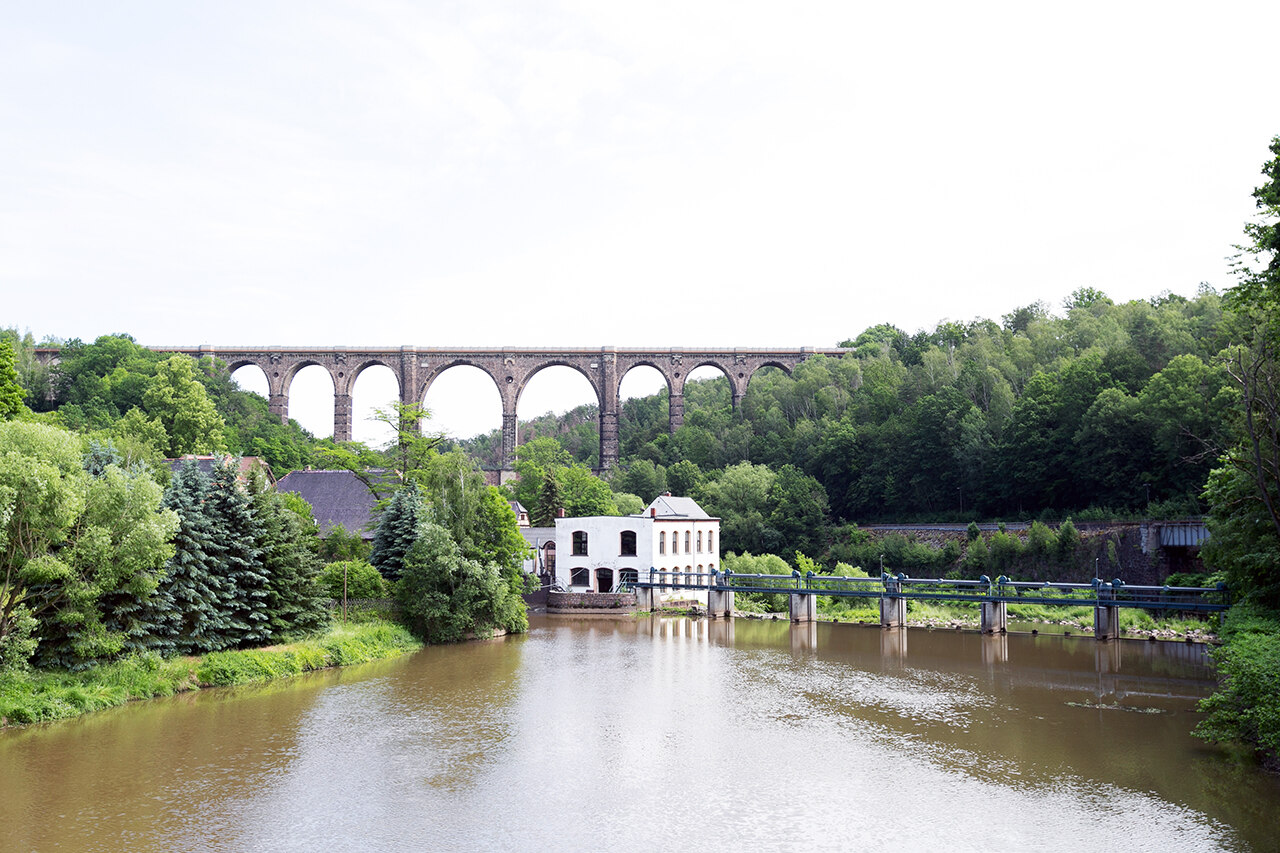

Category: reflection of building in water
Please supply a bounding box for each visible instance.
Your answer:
[554,495,719,602]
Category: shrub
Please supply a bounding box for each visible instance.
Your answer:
[1195,604,1280,764]
[318,561,387,600]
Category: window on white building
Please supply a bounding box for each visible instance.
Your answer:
[708,531,715,553]
[572,531,588,556]
[571,567,590,586]
[620,530,637,556]
[697,531,703,552]
[659,531,666,554]
[684,531,691,553]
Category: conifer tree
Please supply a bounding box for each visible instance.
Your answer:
[205,459,269,647]
[248,470,327,640]
[154,463,232,654]
[370,483,424,582]
[532,468,563,528]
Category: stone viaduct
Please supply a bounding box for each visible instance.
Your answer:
[35,345,851,469]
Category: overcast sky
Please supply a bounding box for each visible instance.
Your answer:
[3,1,1277,445]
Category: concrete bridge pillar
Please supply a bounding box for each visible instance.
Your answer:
[880,596,905,628]
[637,586,659,612]
[980,601,1007,634]
[1094,605,1122,640]
[708,588,734,618]
[789,592,815,623]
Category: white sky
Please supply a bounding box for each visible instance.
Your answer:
[2,1,1277,446]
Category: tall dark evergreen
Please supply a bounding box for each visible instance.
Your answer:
[248,471,328,640]
[155,464,233,654]
[206,459,270,647]
[370,484,423,582]
[531,468,564,527]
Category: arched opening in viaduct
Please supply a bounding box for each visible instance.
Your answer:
[230,364,269,400]
[422,365,503,466]
[350,363,399,447]
[517,365,600,467]
[618,364,669,458]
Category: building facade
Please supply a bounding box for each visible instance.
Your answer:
[553,495,719,600]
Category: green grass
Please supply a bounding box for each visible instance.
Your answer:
[0,618,421,728]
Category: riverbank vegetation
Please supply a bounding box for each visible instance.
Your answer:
[0,617,419,727]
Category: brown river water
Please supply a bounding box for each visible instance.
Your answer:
[3,615,1279,852]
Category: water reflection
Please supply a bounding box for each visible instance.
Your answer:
[3,618,1278,853]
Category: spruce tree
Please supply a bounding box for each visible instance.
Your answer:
[155,464,233,654]
[248,470,327,640]
[532,468,563,528]
[370,484,423,582]
[205,459,269,647]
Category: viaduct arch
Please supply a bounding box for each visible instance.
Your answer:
[35,345,851,470]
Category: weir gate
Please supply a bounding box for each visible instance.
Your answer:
[631,571,1230,640]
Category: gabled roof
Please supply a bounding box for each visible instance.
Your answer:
[276,469,378,539]
[645,495,713,519]
[520,527,557,548]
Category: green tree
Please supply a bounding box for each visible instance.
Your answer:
[665,459,704,497]
[700,462,776,555]
[318,560,386,599]
[396,519,527,643]
[249,470,327,640]
[531,468,564,527]
[0,337,24,419]
[767,465,831,559]
[153,463,233,654]
[559,464,617,517]
[141,355,226,456]
[369,484,424,582]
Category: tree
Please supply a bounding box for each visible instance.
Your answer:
[531,468,564,527]
[369,484,424,582]
[700,462,776,555]
[396,520,527,643]
[249,470,327,640]
[141,355,226,456]
[154,463,234,654]
[1203,137,1280,605]
[204,460,269,647]
[558,464,617,517]
[0,337,24,419]
[0,422,178,668]
[767,465,831,560]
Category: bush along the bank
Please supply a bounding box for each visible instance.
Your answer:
[1194,604,1280,768]
[0,619,420,727]
[318,560,387,600]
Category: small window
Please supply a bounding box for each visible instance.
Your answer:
[697,531,703,552]
[708,531,715,553]
[659,531,666,554]
[684,531,691,553]
[620,568,638,587]
[621,530,637,556]
[572,531,588,556]
[571,567,590,587]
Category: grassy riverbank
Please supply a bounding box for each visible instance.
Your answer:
[0,617,421,728]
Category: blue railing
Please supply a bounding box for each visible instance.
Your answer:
[629,568,1229,613]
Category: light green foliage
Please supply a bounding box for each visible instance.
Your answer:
[612,492,644,515]
[1194,604,1280,763]
[318,561,386,600]
[141,355,226,456]
[318,523,372,563]
[700,462,776,555]
[722,551,792,612]
[0,337,25,420]
[558,464,617,517]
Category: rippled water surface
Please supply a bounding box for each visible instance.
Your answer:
[4,616,1279,852]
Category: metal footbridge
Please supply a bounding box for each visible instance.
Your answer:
[629,569,1230,639]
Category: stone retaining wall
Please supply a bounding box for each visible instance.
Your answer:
[547,591,637,611]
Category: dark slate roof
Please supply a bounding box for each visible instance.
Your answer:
[520,527,557,548]
[276,470,378,539]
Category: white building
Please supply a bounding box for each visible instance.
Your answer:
[553,494,720,600]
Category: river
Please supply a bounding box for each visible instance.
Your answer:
[3,615,1279,852]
